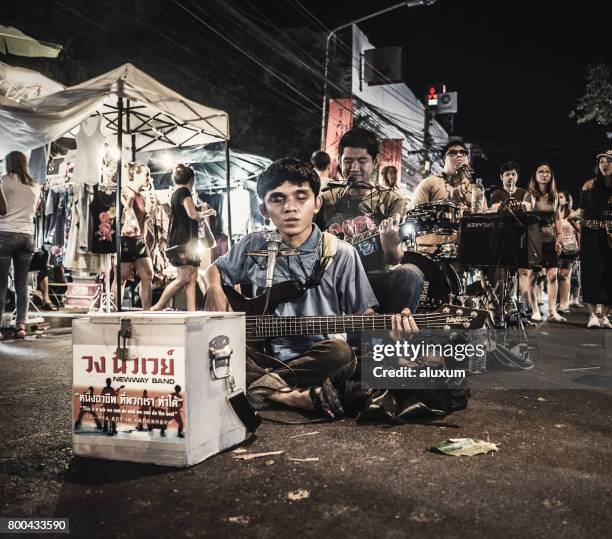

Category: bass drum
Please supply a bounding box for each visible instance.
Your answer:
[402,251,462,310]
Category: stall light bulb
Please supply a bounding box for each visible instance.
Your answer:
[160,153,174,170]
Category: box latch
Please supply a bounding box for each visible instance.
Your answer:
[116,318,133,360]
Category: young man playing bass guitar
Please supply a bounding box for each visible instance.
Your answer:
[204,158,418,419]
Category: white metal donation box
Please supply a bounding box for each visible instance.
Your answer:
[72,312,247,467]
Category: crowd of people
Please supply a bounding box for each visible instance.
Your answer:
[1,133,610,423]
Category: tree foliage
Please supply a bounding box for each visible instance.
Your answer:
[570,64,612,127]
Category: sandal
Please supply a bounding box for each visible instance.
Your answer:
[41,301,57,311]
[309,378,344,419]
[356,389,397,424]
[12,328,26,340]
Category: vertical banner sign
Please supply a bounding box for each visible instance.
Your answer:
[324,98,354,179]
[379,139,403,184]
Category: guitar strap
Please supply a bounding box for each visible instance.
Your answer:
[304,231,338,288]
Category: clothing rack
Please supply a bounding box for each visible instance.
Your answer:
[92,253,116,313]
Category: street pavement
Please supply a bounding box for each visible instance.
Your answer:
[1,310,611,538]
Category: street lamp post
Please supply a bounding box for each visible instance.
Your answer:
[320,0,437,149]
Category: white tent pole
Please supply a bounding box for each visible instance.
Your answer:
[224,139,233,244]
[115,83,124,311]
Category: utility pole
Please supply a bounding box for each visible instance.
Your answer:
[320,0,437,149]
[421,105,433,176]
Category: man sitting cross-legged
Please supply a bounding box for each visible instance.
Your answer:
[204,158,417,419]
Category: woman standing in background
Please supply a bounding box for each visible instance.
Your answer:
[557,191,580,313]
[523,163,565,322]
[579,149,612,329]
[0,151,40,340]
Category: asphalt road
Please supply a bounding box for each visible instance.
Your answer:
[1,311,611,538]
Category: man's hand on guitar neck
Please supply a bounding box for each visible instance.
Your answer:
[362,307,419,337]
[379,213,404,265]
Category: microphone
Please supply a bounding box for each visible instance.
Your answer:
[345,175,373,189]
[459,164,475,181]
[265,230,282,289]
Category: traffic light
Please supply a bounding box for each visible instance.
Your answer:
[427,86,438,108]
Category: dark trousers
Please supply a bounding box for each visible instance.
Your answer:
[368,263,424,313]
[0,232,34,326]
[246,339,356,390]
[580,228,612,305]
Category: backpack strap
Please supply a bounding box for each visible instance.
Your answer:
[320,231,337,268]
[304,231,338,288]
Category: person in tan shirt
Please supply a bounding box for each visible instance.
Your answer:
[409,140,486,253]
[410,140,485,209]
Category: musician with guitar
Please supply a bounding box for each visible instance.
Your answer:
[316,128,424,314]
[204,158,419,419]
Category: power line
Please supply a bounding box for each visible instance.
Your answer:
[136,0,322,117]
[291,0,432,121]
[175,0,322,111]
[211,0,427,139]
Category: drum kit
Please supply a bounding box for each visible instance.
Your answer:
[400,200,541,329]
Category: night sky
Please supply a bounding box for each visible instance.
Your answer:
[3,0,611,199]
[302,0,611,197]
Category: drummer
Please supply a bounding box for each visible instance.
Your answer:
[410,140,486,210]
[409,140,487,254]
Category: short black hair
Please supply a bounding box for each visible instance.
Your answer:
[310,150,331,171]
[257,157,320,200]
[338,127,379,160]
[441,139,467,158]
[499,161,520,175]
[173,163,195,185]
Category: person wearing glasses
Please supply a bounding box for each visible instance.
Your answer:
[410,140,484,210]
[522,162,565,323]
[409,140,487,255]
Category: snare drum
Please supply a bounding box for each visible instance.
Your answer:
[411,201,461,235]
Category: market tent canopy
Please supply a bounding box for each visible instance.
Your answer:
[142,146,272,190]
[0,63,230,156]
[0,25,63,58]
[0,61,65,102]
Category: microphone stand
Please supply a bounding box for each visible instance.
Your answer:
[245,231,300,316]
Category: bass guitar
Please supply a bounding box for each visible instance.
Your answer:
[222,281,488,342]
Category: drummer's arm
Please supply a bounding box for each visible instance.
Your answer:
[409,181,430,210]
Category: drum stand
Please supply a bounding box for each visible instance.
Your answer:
[480,267,524,330]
